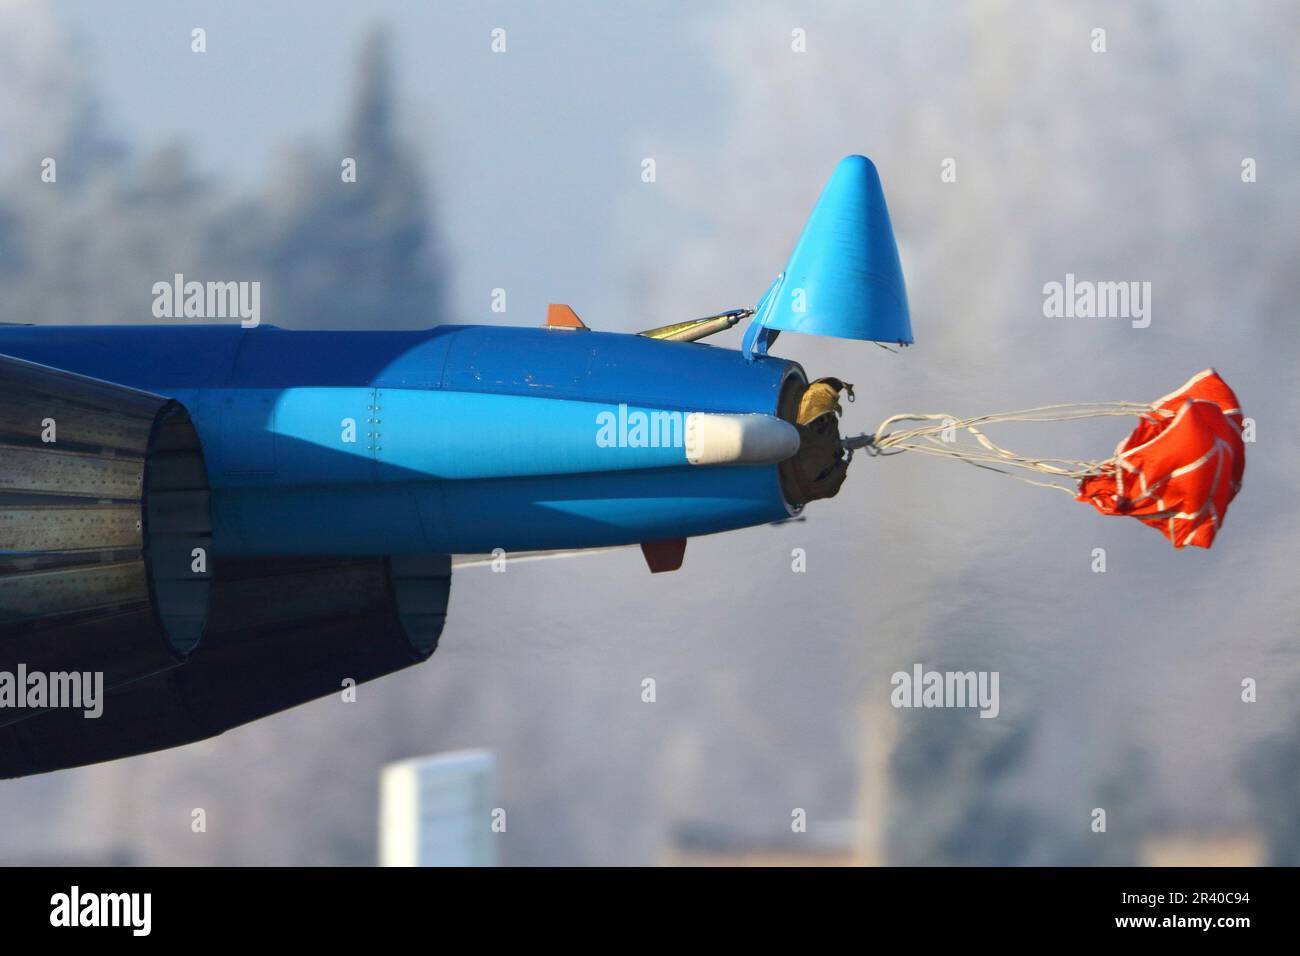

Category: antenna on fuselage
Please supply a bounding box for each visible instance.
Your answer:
[637,308,754,343]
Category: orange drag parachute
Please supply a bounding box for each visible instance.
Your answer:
[1076,370,1244,548]
[854,369,1246,549]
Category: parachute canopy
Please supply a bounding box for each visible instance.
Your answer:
[1076,369,1244,549]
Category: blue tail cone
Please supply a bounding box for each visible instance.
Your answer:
[761,155,912,345]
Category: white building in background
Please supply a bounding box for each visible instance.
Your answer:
[379,749,497,867]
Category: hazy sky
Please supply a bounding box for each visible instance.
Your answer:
[45,0,730,326]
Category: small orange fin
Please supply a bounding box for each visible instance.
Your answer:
[546,304,588,330]
[641,538,686,573]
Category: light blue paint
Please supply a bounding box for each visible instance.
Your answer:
[203,387,693,485]
[374,390,691,480]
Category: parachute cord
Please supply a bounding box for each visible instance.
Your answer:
[849,401,1158,496]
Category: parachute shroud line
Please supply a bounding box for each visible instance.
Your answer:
[848,402,1150,494]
